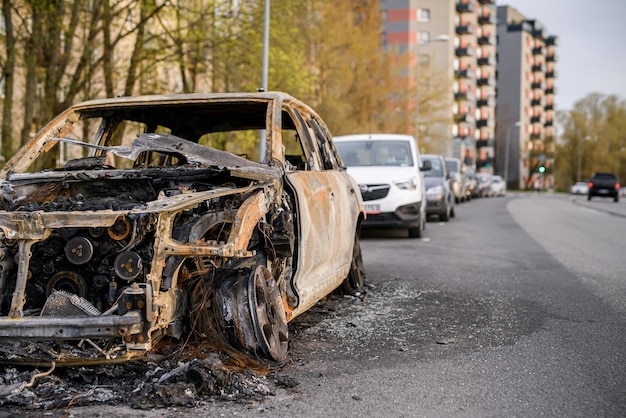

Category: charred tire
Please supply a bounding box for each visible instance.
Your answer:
[248,265,289,361]
[213,265,288,362]
[341,232,366,295]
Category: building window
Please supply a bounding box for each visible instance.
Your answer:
[418,8,430,22]
[418,31,430,45]
[418,54,430,67]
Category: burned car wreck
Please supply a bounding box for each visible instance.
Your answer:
[0,92,365,366]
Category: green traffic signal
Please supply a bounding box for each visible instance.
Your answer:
[538,165,546,173]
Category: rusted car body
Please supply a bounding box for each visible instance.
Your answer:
[0,92,365,365]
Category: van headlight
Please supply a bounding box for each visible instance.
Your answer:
[394,177,418,191]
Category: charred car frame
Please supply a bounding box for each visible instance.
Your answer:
[0,92,365,365]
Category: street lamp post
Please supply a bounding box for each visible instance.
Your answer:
[503,121,520,187]
[258,0,270,162]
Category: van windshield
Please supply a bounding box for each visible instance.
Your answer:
[336,140,413,167]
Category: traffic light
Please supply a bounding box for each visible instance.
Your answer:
[538,165,546,173]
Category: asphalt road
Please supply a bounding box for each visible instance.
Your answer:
[49,192,626,417]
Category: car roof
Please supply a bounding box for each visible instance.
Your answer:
[333,134,416,142]
[72,91,299,109]
[421,154,443,160]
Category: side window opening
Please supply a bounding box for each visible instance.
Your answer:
[282,129,308,170]
[309,117,336,170]
[283,107,321,171]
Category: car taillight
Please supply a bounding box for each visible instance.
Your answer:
[615,183,621,189]
[588,181,593,188]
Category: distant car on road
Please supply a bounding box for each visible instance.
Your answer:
[445,157,467,203]
[587,172,620,202]
[334,134,430,238]
[570,182,589,195]
[465,170,479,199]
[476,173,493,198]
[421,154,455,221]
[490,175,507,197]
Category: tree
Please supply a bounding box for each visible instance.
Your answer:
[555,93,626,191]
[1,0,17,161]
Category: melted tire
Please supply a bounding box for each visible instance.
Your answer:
[341,232,366,295]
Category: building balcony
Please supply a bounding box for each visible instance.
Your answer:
[456,24,475,35]
[546,53,557,62]
[532,63,543,72]
[478,34,496,45]
[530,132,542,140]
[530,115,543,124]
[476,118,492,128]
[546,35,559,46]
[477,96,495,107]
[546,70,556,78]
[476,139,494,148]
[545,119,554,127]
[531,98,543,106]
[545,86,556,95]
[456,1,475,13]
[455,68,475,79]
[476,157,493,169]
[455,91,474,101]
[477,55,495,66]
[456,46,475,57]
[545,103,554,111]
[531,81,544,90]
[478,13,496,25]
[477,76,495,87]
[454,113,474,124]
[532,46,544,55]
[477,0,495,4]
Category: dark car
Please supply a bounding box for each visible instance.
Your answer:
[0,92,365,364]
[421,154,455,221]
[587,172,620,202]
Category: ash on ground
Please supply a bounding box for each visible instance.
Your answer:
[0,350,295,410]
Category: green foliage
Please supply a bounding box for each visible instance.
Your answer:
[0,0,459,164]
[555,93,626,190]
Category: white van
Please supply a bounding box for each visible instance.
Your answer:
[334,134,430,238]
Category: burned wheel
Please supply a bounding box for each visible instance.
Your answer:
[248,265,289,361]
[341,232,366,295]
[214,265,288,362]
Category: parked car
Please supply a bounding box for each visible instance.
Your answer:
[0,92,366,364]
[490,175,507,196]
[334,134,430,238]
[465,170,479,199]
[570,181,589,195]
[421,154,455,221]
[445,157,467,203]
[587,172,620,202]
[476,173,493,197]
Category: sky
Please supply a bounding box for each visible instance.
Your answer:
[501,0,626,111]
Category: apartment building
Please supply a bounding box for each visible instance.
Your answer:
[495,6,558,189]
[380,1,557,189]
[381,0,497,172]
